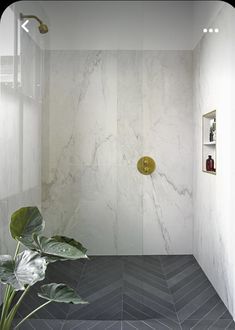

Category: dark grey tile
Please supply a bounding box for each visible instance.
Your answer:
[123,320,154,329]
[145,318,181,329]
[167,263,201,288]
[61,320,85,329]
[164,258,198,280]
[173,272,207,302]
[175,278,212,311]
[184,294,220,320]
[122,321,138,329]
[170,267,204,294]
[14,319,64,329]
[86,321,122,329]
[177,286,216,321]
[16,255,233,328]
[227,320,235,329]
[208,319,235,329]
[180,319,199,329]
[124,290,178,321]
[123,280,175,312]
[220,310,233,320]
[192,319,219,329]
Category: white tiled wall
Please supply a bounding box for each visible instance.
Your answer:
[42,50,193,256]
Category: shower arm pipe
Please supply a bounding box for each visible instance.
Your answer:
[20,13,43,25]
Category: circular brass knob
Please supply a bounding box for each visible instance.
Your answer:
[137,156,156,175]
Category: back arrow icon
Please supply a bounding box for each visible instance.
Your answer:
[21,20,29,32]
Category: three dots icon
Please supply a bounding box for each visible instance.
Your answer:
[203,28,219,33]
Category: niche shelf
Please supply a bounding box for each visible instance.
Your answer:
[202,110,216,175]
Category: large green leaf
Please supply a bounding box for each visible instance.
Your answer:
[10,207,45,242]
[52,236,87,255]
[33,235,87,261]
[0,255,14,283]
[0,250,47,290]
[38,283,88,304]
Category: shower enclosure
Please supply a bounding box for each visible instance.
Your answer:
[0,1,235,328]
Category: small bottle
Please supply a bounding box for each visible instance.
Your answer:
[206,155,214,171]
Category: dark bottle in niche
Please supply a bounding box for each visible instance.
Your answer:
[206,155,215,171]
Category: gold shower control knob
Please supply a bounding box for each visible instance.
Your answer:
[137,156,156,175]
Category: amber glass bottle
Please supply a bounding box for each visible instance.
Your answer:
[206,155,214,171]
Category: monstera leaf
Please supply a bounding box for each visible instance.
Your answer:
[10,207,45,243]
[38,283,87,304]
[52,236,87,255]
[20,234,88,262]
[0,250,46,290]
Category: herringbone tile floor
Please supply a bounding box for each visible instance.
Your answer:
[16,255,235,329]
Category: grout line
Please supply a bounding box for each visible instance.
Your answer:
[124,289,177,321]
[87,320,103,329]
[173,271,205,298]
[162,255,196,276]
[61,259,88,330]
[124,279,177,314]
[225,320,234,329]
[124,321,138,329]
[174,276,209,306]
[165,263,200,283]
[159,256,183,330]
[191,301,221,329]
[180,291,217,323]
[141,320,155,329]
[207,305,232,329]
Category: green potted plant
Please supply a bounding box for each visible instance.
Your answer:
[0,206,88,330]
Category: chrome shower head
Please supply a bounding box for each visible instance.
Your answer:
[20,13,49,34]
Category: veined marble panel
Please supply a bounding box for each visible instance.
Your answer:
[42,51,118,255]
[193,4,235,318]
[142,51,193,254]
[42,50,193,256]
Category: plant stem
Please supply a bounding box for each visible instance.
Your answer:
[13,241,20,260]
[14,301,51,329]
[13,285,30,311]
[0,286,11,328]
[4,286,30,327]
[0,242,21,329]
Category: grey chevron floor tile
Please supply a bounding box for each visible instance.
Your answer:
[14,318,64,329]
[123,320,171,330]
[16,255,234,329]
[164,259,198,281]
[169,267,204,294]
[173,272,207,302]
[123,280,175,312]
[220,310,233,320]
[227,320,235,329]
[174,278,212,311]
[125,321,154,329]
[144,318,180,329]
[124,290,178,321]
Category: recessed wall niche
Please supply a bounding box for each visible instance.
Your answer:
[202,110,216,175]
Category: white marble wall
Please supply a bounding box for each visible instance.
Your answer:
[193,3,235,318]
[0,6,42,256]
[42,50,193,255]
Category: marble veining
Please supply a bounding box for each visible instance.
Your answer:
[42,50,193,256]
[193,4,235,318]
